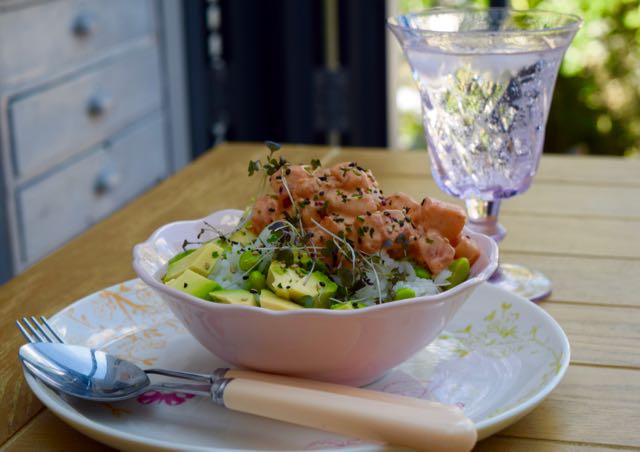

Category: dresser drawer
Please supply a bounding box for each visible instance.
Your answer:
[16,113,167,265]
[10,46,161,179]
[0,0,153,85]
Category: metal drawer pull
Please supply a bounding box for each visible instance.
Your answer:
[86,94,112,118]
[71,12,96,38]
[94,167,120,195]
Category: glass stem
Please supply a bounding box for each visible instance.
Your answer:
[464,199,506,242]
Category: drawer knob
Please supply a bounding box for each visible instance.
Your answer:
[72,12,96,38]
[94,168,120,194]
[86,94,112,118]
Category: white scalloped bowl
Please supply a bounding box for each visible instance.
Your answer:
[133,209,499,386]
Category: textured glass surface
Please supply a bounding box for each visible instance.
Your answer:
[389,8,580,201]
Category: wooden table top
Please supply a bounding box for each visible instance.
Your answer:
[1,142,639,451]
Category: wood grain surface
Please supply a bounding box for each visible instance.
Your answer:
[1,142,639,451]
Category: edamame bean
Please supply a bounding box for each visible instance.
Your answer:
[247,270,266,290]
[239,250,260,271]
[446,257,470,289]
[299,295,314,308]
[414,266,432,279]
[394,287,416,300]
[298,253,312,267]
[330,302,355,310]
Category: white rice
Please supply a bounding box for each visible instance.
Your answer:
[390,268,452,300]
[208,241,451,303]
[208,243,246,289]
[434,269,453,286]
[352,251,451,303]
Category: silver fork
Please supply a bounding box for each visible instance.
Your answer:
[16,316,65,344]
[16,316,222,385]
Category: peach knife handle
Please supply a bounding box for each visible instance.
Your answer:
[226,368,457,410]
[217,377,477,452]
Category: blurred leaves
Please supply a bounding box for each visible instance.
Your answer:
[529,0,640,156]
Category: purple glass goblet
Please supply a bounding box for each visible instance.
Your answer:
[389,8,581,300]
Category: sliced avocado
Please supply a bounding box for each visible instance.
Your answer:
[210,289,257,307]
[164,242,224,282]
[266,261,337,307]
[259,289,304,311]
[214,237,232,251]
[266,261,312,301]
[229,223,257,245]
[309,271,338,308]
[168,249,195,265]
[166,269,221,300]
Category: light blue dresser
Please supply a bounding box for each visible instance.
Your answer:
[0,0,189,282]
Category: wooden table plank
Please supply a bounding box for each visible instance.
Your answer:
[543,302,640,368]
[502,365,640,448]
[501,252,640,307]
[2,410,114,452]
[476,436,634,452]
[536,155,640,186]
[499,215,640,259]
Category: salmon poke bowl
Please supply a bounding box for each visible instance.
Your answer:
[133,143,499,385]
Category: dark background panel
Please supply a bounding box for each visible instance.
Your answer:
[184,0,388,158]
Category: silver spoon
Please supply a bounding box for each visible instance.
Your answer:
[19,342,478,451]
[19,342,225,402]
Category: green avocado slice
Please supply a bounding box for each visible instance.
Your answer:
[210,289,258,307]
[259,289,304,311]
[166,269,221,300]
[164,242,224,282]
[266,261,337,307]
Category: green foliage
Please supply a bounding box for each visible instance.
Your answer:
[524,0,640,156]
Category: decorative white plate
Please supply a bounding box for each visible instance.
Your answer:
[24,279,569,451]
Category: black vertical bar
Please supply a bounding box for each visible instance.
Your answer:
[280,0,323,143]
[220,0,322,144]
[183,0,214,157]
[221,0,277,141]
[339,0,388,147]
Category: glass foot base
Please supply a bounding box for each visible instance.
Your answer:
[489,263,552,302]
